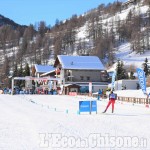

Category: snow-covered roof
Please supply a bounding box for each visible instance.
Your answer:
[64,84,81,87]
[57,55,105,70]
[34,64,55,73]
[40,70,56,77]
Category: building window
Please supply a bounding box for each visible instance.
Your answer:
[87,76,90,81]
[80,76,84,81]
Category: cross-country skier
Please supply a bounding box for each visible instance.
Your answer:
[103,91,117,113]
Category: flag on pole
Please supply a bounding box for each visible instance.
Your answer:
[136,68,147,94]
[111,71,116,91]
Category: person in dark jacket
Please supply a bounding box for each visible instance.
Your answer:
[103,91,117,113]
[97,89,103,100]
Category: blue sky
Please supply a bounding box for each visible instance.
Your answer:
[0,0,125,26]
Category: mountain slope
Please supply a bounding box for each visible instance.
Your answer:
[0,0,150,82]
[0,14,26,28]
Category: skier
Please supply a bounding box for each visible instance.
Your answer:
[103,91,117,113]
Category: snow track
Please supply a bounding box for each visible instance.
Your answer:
[0,95,150,150]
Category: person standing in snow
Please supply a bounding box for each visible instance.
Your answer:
[103,91,117,113]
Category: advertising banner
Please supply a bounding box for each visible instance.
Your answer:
[136,68,147,94]
[91,101,97,113]
[79,101,91,113]
[111,71,116,91]
[79,101,97,114]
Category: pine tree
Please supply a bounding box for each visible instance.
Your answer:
[116,60,121,80]
[24,63,30,76]
[31,65,36,77]
[18,64,23,88]
[13,63,19,87]
[18,64,23,77]
[13,63,18,77]
[130,71,135,79]
[2,56,9,78]
[116,60,127,80]
[143,58,149,77]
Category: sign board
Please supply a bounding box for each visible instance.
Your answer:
[79,101,91,114]
[79,100,97,114]
[13,77,60,81]
[91,101,97,113]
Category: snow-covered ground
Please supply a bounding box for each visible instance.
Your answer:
[108,42,150,72]
[116,43,150,68]
[0,93,150,150]
[115,89,150,98]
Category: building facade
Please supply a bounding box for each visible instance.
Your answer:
[53,55,109,93]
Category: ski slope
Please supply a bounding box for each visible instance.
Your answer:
[107,42,150,72]
[115,43,150,68]
[0,94,150,150]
